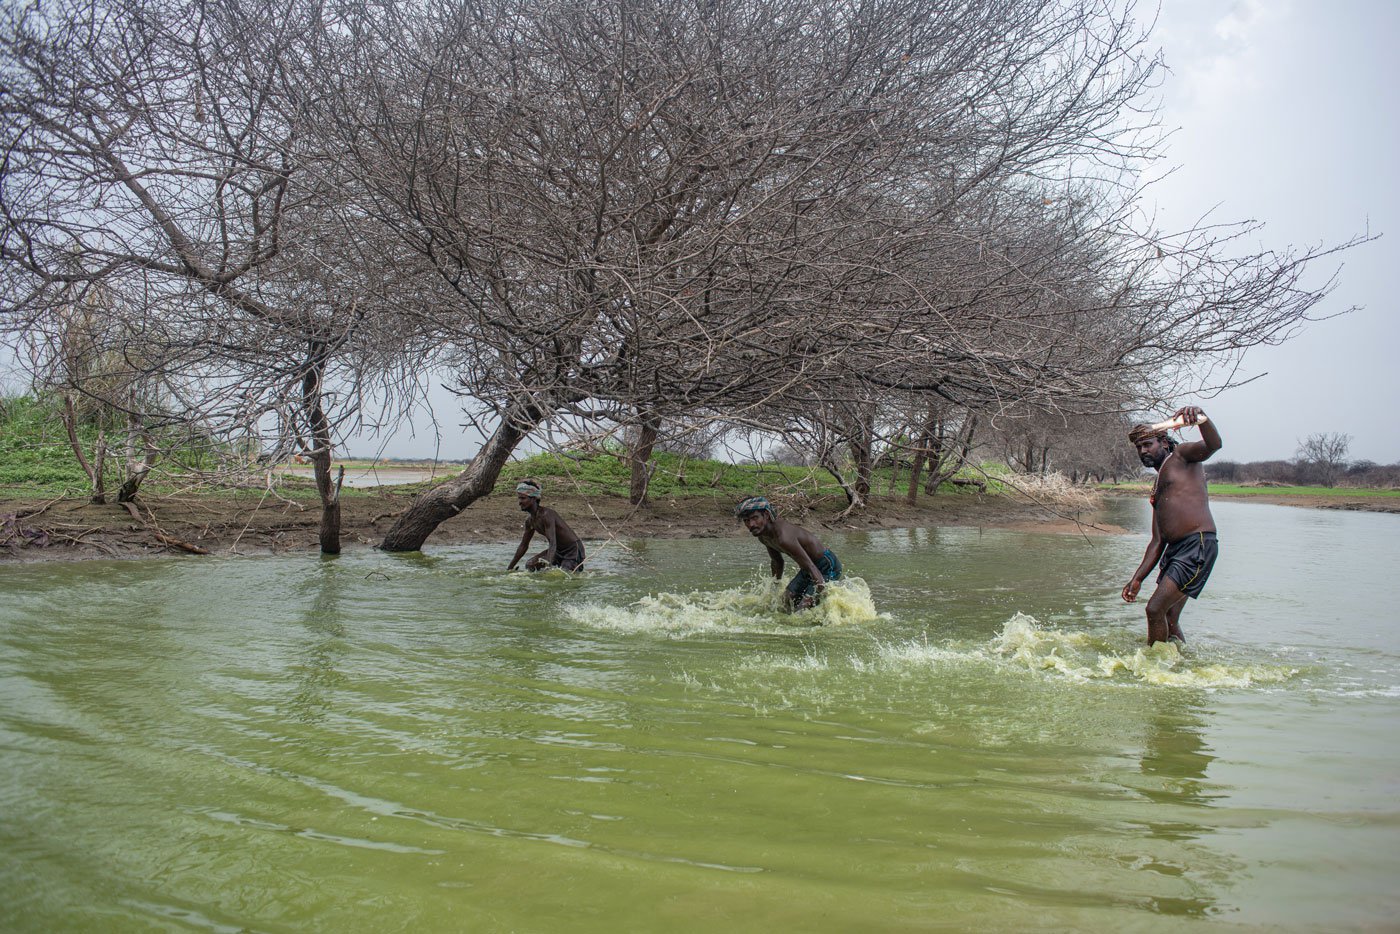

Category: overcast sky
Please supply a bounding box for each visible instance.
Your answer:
[1144,0,1398,463]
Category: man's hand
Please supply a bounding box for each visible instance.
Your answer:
[1122,578,1142,603]
[1173,405,1206,426]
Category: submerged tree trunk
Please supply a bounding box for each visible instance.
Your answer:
[628,414,659,506]
[302,353,342,554]
[380,399,548,552]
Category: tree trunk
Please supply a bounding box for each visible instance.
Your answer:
[116,393,156,503]
[906,406,939,505]
[850,411,874,499]
[924,421,949,495]
[886,444,901,495]
[822,458,865,511]
[380,400,548,552]
[61,394,105,504]
[303,355,342,554]
[923,413,978,496]
[628,415,659,506]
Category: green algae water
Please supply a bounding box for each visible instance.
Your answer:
[2,500,1398,931]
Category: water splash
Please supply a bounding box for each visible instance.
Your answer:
[564,577,883,636]
[879,613,1300,689]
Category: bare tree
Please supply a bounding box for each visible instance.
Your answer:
[311,0,1213,549]
[906,405,980,502]
[1295,432,1352,487]
[3,0,1368,558]
[0,0,425,551]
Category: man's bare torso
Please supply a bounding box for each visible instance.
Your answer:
[1153,453,1216,543]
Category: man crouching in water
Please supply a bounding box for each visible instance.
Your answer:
[736,496,842,611]
[508,480,586,572]
[1122,407,1222,646]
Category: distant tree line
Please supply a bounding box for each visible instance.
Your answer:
[1,0,1366,552]
[1205,432,1398,489]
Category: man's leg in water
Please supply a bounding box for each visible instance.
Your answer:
[1166,599,1187,643]
[1145,577,1188,646]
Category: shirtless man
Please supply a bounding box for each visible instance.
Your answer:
[1122,406,1223,646]
[735,496,843,611]
[508,480,586,572]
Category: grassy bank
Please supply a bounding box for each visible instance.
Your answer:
[2,395,1001,503]
[1207,483,1400,499]
[1109,480,1400,500]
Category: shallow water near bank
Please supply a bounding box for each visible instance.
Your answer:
[2,499,1398,931]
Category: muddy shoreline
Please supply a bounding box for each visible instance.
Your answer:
[6,485,1393,564]
[1,489,1119,563]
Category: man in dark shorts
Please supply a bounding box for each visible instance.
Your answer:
[508,480,586,572]
[736,496,842,611]
[1122,406,1222,646]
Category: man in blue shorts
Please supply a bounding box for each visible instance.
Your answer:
[736,496,842,611]
[1122,407,1222,646]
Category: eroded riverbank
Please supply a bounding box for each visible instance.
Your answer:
[1,488,1118,563]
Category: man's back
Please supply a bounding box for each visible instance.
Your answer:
[528,506,582,550]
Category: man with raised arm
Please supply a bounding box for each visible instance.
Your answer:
[508,480,586,572]
[735,496,843,611]
[1122,406,1223,646]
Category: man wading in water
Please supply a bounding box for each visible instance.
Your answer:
[736,496,842,611]
[508,480,586,572]
[1122,407,1222,646]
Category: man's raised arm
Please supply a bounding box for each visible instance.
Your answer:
[1174,406,1222,463]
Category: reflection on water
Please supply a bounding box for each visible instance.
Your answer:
[1,502,1398,931]
[288,558,349,725]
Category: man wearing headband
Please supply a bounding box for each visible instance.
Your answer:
[736,496,843,612]
[508,479,586,572]
[1121,406,1223,646]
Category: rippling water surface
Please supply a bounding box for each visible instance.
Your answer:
[2,499,1398,931]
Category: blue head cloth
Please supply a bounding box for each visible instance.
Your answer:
[516,481,542,499]
[735,496,774,518]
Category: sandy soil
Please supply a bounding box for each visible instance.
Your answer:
[0,488,1120,563]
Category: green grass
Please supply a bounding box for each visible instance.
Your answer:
[1107,480,1399,498]
[0,396,96,496]
[0,394,339,501]
[1206,483,1400,498]
[2,392,1001,503]
[495,450,1001,501]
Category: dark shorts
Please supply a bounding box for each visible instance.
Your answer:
[1158,531,1218,599]
[551,541,586,572]
[786,549,843,601]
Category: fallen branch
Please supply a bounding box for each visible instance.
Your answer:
[118,500,211,554]
[15,497,65,520]
[152,532,210,555]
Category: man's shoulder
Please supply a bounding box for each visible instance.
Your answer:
[1166,454,1208,476]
